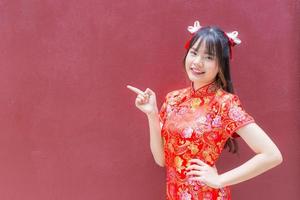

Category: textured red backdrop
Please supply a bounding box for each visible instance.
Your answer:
[0,0,298,199]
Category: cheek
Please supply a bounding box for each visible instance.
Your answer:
[207,64,219,76]
[213,66,219,75]
[185,57,192,70]
[185,56,191,66]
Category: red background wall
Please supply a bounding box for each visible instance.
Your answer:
[0,0,298,199]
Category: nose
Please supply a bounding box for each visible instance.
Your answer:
[193,55,204,66]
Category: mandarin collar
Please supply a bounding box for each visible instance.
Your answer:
[189,80,220,98]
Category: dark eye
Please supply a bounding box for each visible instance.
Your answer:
[190,51,197,55]
[205,55,214,60]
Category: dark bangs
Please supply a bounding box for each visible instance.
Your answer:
[189,26,224,62]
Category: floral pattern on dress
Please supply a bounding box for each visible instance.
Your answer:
[228,106,246,121]
[212,115,222,128]
[159,80,255,200]
[180,190,192,200]
[182,127,194,138]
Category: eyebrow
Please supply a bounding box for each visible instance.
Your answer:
[190,48,214,55]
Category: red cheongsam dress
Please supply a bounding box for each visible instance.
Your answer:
[159,80,255,200]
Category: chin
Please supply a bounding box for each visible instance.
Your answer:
[187,72,205,82]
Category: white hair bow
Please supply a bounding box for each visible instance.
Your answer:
[187,21,202,34]
[186,20,241,45]
[226,31,241,45]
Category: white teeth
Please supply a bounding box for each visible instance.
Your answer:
[191,67,204,73]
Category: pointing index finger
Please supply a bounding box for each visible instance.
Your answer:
[189,159,208,166]
[126,85,144,95]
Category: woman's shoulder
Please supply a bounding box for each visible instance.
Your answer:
[162,86,190,105]
[216,88,240,104]
[216,89,251,112]
[165,86,190,99]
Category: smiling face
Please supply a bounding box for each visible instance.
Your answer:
[184,38,220,90]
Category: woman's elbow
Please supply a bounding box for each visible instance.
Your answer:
[157,162,165,167]
[274,151,283,165]
[270,150,283,166]
[154,159,165,167]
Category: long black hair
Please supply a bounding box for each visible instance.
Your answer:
[183,26,239,153]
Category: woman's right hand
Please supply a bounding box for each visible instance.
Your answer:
[127,85,158,116]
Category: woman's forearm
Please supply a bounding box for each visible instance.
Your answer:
[147,110,165,167]
[219,152,283,187]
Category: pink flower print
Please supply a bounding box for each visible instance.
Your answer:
[195,115,212,135]
[206,114,213,122]
[228,106,246,121]
[196,116,207,124]
[196,180,206,187]
[178,107,188,115]
[187,178,201,191]
[180,190,192,200]
[203,191,213,200]
[193,184,200,191]
[166,105,172,113]
[194,127,204,137]
[182,127,193,138]
[187,177,197,186]
[167,168,176,182]
[212,115,222,127]
[187,179,195,185]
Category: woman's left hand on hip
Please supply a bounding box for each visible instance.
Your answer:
[186,158,223,189]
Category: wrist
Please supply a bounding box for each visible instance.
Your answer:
[147,108,159,118]
[218,174,227,188]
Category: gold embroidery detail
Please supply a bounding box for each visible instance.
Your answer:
[216,90,222,97]
[202,151,213,163]
[191,98,201,110]
[174,156,184,173]
[203,97,210,104]
[188,143,199,155]
[167,143,174,153]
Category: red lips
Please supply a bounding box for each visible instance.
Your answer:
[191,67,205,74]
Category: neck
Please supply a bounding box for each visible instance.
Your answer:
[193,80,216,91]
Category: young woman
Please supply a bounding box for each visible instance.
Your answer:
[127,20,282,200]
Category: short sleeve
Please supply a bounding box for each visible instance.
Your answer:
[158,96,168,129]
[222,95,255,138]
